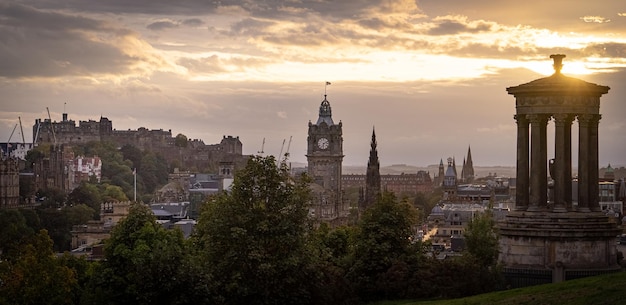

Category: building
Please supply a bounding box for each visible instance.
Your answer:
[306,94,346,220]
[68,156,102,190]
[0,157,20,208]
[71,201,132,250]
[460,146,475,183]
[342,171,434,197]
[32,113,248,174]
[442,157,457,199]
[0,143,34,160]
[426,202,509,249]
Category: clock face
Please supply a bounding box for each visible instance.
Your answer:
[317,137,329,150]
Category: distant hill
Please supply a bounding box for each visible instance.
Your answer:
[343,164,516,178]
[292,162,626,180]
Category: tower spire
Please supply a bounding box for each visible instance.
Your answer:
[363,126,381,210]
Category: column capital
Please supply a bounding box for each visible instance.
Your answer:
[514,114,528,124]
[553,113,574,124]
[577,114,601,125]
[527,113,550,124]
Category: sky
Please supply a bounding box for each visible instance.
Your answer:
[1,0,625,168]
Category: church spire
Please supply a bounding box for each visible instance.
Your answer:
[363,127,381,210]
[463,145,475,183]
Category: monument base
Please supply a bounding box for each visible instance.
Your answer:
[499,211,622,287]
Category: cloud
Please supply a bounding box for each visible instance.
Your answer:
[182,18,204,26]
[0,2,169,79]
[427,15,494,35]
[147,20,178,31]
[580,16,611,23]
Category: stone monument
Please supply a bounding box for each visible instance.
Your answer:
[499,54,621,287]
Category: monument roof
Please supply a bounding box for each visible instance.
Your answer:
[507,55,609,96]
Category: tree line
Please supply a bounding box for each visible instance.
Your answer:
[1,155,501,305]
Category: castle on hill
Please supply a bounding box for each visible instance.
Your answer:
[33,113,247,173]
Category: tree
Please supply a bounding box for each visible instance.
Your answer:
[193,155,319,305]
[89,203,191,305]
[68,181,102,218]
[347,191,422,302]
[0,230,77,305]
[463,210,499,267]
[0,209,36,261]
[175,133,188,148]
[100,184,129,202]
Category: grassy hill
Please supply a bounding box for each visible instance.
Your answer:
[372,270,626,305]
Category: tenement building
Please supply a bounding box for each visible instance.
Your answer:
[498,55,621,287]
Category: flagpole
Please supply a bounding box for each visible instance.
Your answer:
[133,168,137,202]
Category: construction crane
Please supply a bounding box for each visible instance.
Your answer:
[282,136,292,163]
[278,138,286,163]
[4,124,17,158]
[257,138,265,155]
[46,107,57,145]
[18,116,25,144]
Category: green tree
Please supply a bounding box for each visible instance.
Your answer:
[0,230,77,305]
[88,203,191,305]
[347,191,422,302]
[0,209,36,261]
[175,133,188,148]
[463,210,499,266]
[120,144,143,170]
[193,155,319,305]
[68,181,102,218]
[101,184,129,202]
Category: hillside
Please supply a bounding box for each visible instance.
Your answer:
[373,270,626,305]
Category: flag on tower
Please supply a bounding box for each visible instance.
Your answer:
[326,81,331,85]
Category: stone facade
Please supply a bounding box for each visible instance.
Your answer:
[0,157,20,208]
[307,95,346,220]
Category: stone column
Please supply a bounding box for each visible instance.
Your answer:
[589,114,601,212]
[528,114,549,211]
[578,114,591,212]
[515,114,529,211]
[564,115,573,210]
[553,114,573,212]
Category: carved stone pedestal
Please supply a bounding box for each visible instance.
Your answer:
[499,211,621,287]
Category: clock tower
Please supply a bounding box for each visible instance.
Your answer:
[307,94,344,219]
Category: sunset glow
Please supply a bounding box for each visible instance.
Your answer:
[1,0,625,166]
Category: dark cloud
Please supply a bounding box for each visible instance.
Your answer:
[428,19,493,35]
[229,18,276,36]
[147,20,178,31]
[581,42,626,58]
[182,18,204,26]
[0,2,151,78]
[21,0,417,20]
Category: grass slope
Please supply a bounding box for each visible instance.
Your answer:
[374,270,626,305]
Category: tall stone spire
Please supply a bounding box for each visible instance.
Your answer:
[463,145,475,183]
[364,127,381,209]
